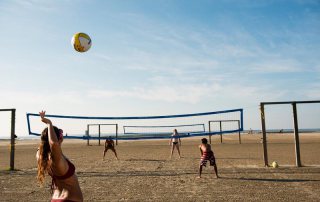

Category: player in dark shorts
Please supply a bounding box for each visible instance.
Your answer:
[169,129,182,159]
[103,136,119,160]
[198,138,218,178]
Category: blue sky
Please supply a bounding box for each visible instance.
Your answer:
[0,0,319,137]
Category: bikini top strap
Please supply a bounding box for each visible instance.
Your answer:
[53,158,75,180]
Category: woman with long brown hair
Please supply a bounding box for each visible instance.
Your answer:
[36,110,83,202]
[169,129,182,159]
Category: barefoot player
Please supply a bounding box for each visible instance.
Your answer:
[198,138,218,178]
[103,136,119,160]
[169,129,181,159]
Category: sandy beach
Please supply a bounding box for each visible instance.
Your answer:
[1,133,320,201]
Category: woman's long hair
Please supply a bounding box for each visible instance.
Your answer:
[173,129,178,135]
[37,126,61,185]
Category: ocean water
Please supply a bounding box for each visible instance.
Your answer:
[1,128,320,140]
[0,135,39,140]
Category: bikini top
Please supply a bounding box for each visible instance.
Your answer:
[50,158,75,180]
[49,158,76,192]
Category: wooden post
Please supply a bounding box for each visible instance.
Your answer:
[219,121,222,143]
[238,120,241,144]
[292,103,302,167]
[98,124,101,146]
[116,124,118,145]
[208,121,212,144]
[259,100,320,167]
[10,109,16,171]
[260,104,268,167]
[86,125,89,146]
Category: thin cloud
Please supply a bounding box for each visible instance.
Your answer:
[0,90,85,106]
[88,83,221,104]
[250,59,305,73]
[305,83,320,99]
[5,0,59,12]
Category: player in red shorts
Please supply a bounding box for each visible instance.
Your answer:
[198,138,219,178]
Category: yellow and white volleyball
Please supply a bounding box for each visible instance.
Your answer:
[272,161,279,168]
[71,32,92,52]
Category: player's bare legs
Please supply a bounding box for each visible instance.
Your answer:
[170,145,175,159]
[176,144,181,159]
[213,165,219,178]
[103,148,108,160]
[111,148,119,160]
[197,165,203,178]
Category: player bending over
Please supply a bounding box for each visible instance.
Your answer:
[103,136,119,160]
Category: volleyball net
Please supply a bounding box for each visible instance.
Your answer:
[26,108,243,141]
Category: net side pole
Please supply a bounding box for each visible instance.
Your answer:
[219,121,222,143]
[98,124,101,146]
[208,121,212,144]
[238,120,241,144]
[26,113,32,136]
[240,109,244,130]
[292,103,302,167]
[260,104,268,167]
[10,109,16,171]
[86,124,89,146]
[116,124,118,145]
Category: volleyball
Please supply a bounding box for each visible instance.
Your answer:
[71,32,92,52]
[272,161,279,168]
